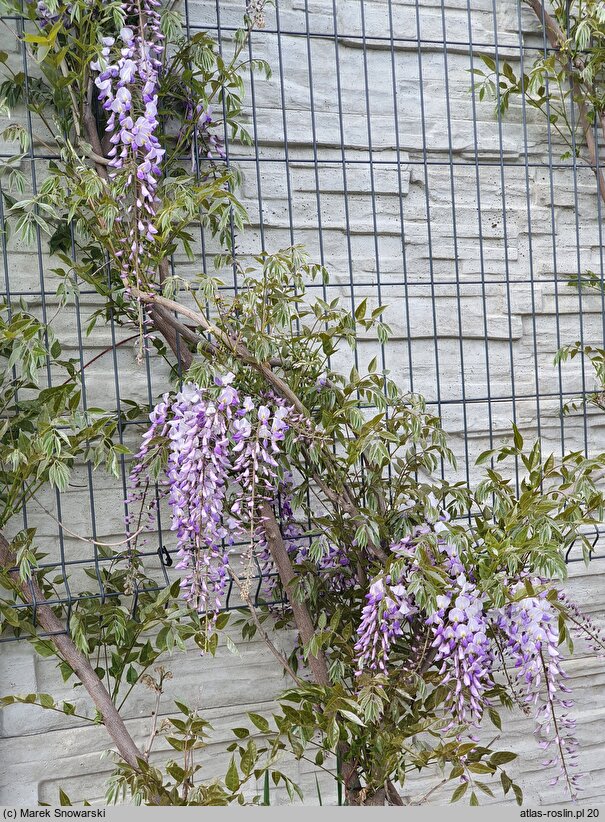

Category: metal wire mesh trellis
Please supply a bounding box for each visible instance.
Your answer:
[1,0,604,640]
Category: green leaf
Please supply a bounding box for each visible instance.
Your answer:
[174,700,190,715]
[48,460,70,492]
[48,221,71,255]
[450,782,468,803]
[467,762,494,775]
[488,707,502,730]
[225,635,240,656]
[490,751,517,767]
[354,298,367,320]
[476,449,495,465]
[215,612,230,630]
[248,713,270,734]
[240,740,257,776]
[475,781,495,798]
[225,757,239,792]
[338,709,365,727]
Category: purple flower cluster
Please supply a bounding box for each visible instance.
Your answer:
[128,376,297,620]
[166,381,236,613]
[354,526,427,675]
[354,576,417,674]
[308,539,353,592]
[355,527,492,723]
[91,0,164,292]
[496,590,580,797]
[427,542,493,726]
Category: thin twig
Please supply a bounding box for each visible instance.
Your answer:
[227,568,302,685]
[143,683,163,760]
[410,778,446,805]
[31,493,148,549]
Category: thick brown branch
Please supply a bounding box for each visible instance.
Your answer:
[0,532,145,773]
[386,780,406,805]
[150,304,195,371]
[133,289,308,413]
[259,501,377,803]
[259,501,330,686]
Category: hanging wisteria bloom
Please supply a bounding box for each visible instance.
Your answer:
[128,376,298,622]
[91,0,164,295]
[495,588,581,798]
[427,541,494,726]
[355,575,417,674]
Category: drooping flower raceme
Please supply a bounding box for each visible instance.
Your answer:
[91,0,165,295]
[354,576,417,674]
[495,589,580,798]
[354,529,424,676]
[166,381,236,613]
[427,541,494,726]
[128,376,297,619]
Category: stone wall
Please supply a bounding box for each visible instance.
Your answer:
[1,0,604,807]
